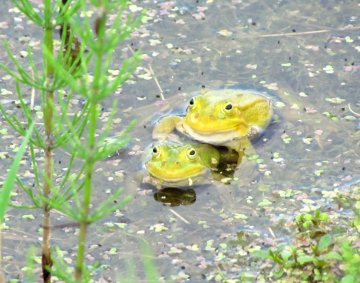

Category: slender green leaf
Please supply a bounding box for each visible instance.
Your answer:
[15,177,41,207]
[0,103,28,138]
[252,249,270,259]
[56,0,83,26]
[13,0,43,26]
[4,41,34,84]
[341,275,356,283]
[94,137,130,161]
[141,240,159,283]
[323,251,342,261]
[297,255,315,265]
[0,123,34,221]
[24,247,37,283]
[273,270,284,279]
[97,99,119,143]
[10,204,38,209]
[50,247,76,283]
[15,82,44,147]
[90,193,132,223]
[43,45,83,94]
[0,62,23,82]
[318,234,332,252]
[29,143,41,189]
[101,53,141,99]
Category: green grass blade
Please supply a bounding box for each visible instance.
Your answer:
[0,122,34,222]
[140,240,159,283]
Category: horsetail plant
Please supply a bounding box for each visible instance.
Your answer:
[0,0,142,281]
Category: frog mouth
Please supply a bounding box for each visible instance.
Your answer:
[184,118,245,132]
[146,164,210,186]
[148,170,206,183]
[148,173,207,188]
[182,123,244,145]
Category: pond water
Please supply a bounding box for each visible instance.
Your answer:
[0,0,359,282]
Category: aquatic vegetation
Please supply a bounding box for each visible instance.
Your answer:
[256,204,360,282]
[0,0,144,281]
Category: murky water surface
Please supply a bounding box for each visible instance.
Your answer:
[0,0,359,281]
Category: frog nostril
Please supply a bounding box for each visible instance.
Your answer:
[209,114,215,120]
[193,113,199,119]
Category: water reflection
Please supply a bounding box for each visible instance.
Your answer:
[212,146,242,185]
[154,187,196,206]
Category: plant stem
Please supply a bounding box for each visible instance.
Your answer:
[42,148,53,283]
[0,223,4,283]
[42,0,54,282]
[75,7,106,279]
[74,160,94,281]
[74,102,97,280]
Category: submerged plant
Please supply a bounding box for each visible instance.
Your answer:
[0,0,142,281]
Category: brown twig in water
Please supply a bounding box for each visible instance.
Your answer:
[127,45,165,100]
[148,64,165,100]
[240,26,360,38]
[169,208,190,224]
[348,103,360,117]
[268,227,276,238]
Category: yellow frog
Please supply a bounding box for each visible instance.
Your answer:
[144,141,240,188]
[153,89,273,152]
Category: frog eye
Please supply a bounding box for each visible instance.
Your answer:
[152,146,160,158]
[189,97,195,106]
[224,103,233,111]
[187,148,197,159]
[186,98,196,112]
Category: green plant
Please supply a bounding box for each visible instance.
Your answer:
[353,200,360,234]
[140,240,160,282]
[0,0,143,281]
[256,207,360,282]
[0,123,34,223]
[295,208,330,238]
[340,241,360,283]
[265,234,340,281]
[0,123,34,281]
[116,240,160,283]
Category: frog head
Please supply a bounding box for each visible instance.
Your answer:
[181,89,273,145]
[144,142,220,187]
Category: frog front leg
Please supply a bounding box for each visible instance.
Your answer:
[227,137,256,157]
[152,115,183,140]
